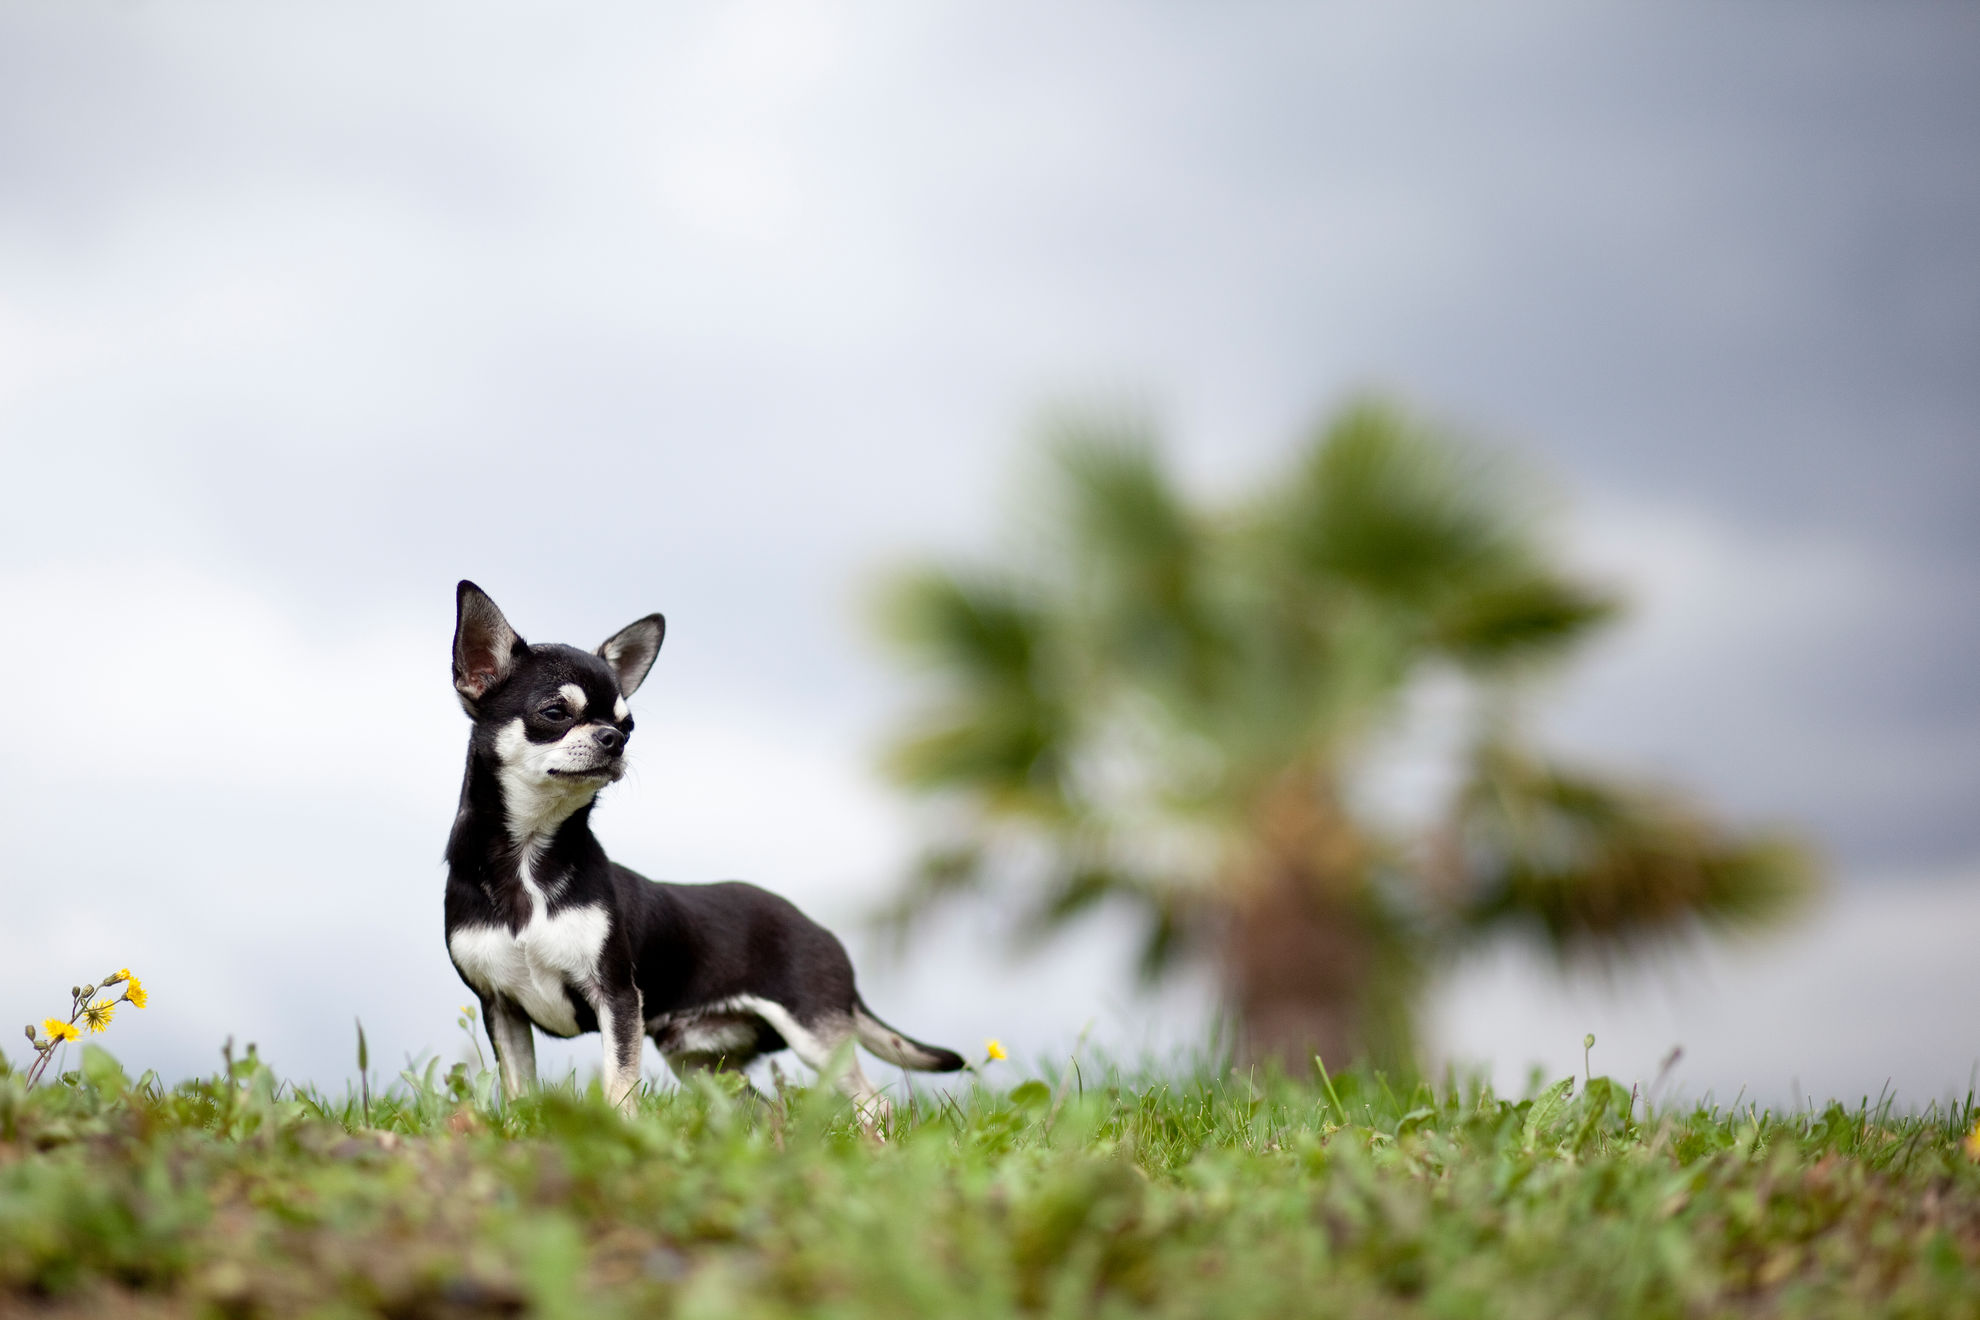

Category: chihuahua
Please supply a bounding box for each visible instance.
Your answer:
[444,581,962,1119]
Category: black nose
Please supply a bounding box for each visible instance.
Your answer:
[593,727,624,753]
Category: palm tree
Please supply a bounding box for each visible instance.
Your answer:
[872,397,1814,1074]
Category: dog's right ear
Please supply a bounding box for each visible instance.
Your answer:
[453,580,526,712]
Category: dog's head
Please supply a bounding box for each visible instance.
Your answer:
[452,581,664,830]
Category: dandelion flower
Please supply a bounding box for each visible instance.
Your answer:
[43,1018,78,1044]
[80,999,116,1034]
[124,976,147,1009]
[985,1039,1007,1062]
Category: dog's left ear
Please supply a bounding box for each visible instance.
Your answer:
[597,614,666,698]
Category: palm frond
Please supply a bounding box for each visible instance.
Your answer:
[1263,397,1616,679]
[1134,894,1200,983]
[1452,742,1818,960]
[1050,423,1234,705]
[1052,419,1194,588]
[1279,398,1529,608]
[874,568,1074,811]
[876,567,1047,686]
[881,703,1065,806]
[1430,570,1622,670]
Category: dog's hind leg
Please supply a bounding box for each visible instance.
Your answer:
[746,1002,891,1132]
[485,996,538,1101]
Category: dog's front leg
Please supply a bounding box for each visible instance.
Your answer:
[485,996,538,1101]
[596,985,645,1115]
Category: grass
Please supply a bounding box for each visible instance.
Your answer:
[1,1043,1977,1318]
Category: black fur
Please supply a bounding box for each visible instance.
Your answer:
[443,580,963,1106]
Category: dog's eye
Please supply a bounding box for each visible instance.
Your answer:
[540,703,570,722]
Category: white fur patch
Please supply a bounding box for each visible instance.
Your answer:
[488,1001,538,1098]
[679,1021,760,1053]
[613,695,628,721]
[448,902,610,1038]
[493,718,611,842]
[559,683,588,716]
[596,991,644,1110]
[662,995,837,1064]
[729,996,887,1124]
[655,996,886,1125]
[648,1009,761,1056]
[724,996,829,1059]
[468,722,622,1040]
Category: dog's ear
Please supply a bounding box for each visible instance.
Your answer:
[454,581,527,710]
[597,614,665,698]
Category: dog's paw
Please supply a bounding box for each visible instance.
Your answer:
[854,1092,894,1140]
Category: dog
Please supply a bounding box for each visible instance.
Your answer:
[443,580,963,1120]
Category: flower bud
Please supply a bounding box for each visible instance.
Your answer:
[71,986,81,998]
[23,1025,33,1041]
[79,983,95,998]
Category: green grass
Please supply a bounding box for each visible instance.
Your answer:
[2,1044,1977,1318]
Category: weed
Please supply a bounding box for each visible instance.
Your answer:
[16,967,148,1087]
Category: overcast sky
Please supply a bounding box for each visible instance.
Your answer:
[3,2,1976,1107]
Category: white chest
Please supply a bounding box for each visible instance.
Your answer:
[449,902,610,1038]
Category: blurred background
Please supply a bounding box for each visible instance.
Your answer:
[2,2,1976,1107]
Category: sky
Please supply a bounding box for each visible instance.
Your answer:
[2,1,1976,1107]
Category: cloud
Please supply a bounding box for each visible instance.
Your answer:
[1,2,1975,1101]
[1543,496,1980,864]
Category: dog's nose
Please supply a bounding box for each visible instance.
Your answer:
[592,727,624,754]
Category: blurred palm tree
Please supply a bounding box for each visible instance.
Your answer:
[872,398,1815,1075]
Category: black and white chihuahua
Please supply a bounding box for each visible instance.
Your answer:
[444,581,963,1120]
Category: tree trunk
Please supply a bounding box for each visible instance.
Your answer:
[1225,861,1373,1072]
[1222,773,1414,1075]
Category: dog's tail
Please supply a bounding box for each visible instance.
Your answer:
[852,998,966,1072]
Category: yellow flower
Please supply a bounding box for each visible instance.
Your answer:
[43,1018,78,1044]
[80,999,116,1033]
[108,969,130,984]
[1965,1119,1980,1162]
[123,976,147,1009]
[985,1039,1007,1062]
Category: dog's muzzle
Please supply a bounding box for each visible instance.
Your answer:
[548,762,623,781]
[547,725,627,780]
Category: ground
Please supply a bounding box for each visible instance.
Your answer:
[1,1045,1977,1318]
